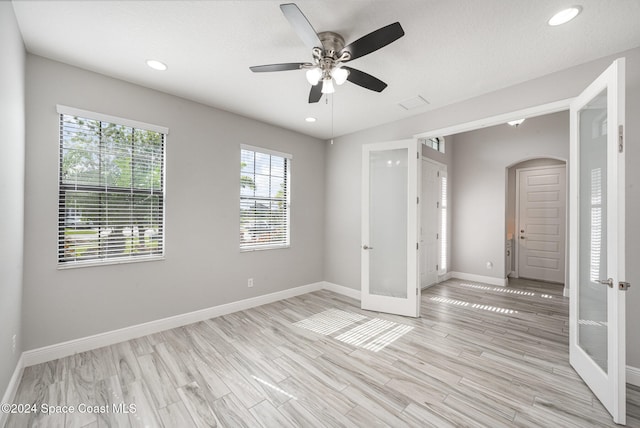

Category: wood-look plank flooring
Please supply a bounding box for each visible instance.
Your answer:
[5,278,640,427]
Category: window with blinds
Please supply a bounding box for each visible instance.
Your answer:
[58,107,166,266]
[240,145,291,251]
[440,173,448,273]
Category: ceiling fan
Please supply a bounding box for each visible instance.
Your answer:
[250,3,405,103]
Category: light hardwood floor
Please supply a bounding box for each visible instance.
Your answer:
[5,278,640,427]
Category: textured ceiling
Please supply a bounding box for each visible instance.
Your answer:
[11,0,640,139]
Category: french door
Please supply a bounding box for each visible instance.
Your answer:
[569,58,627,424]
[361,139,420,317]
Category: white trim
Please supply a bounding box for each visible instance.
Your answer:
[322,281,361,301]
[413,98,573,140]
[22,282,323,367]
[450,271,508,287]
[440,272,453,282]
[0,355,24,427]
[627,366,640,387]
[57,255,165,270]
[56,104,169,134]
[240,144,292,160]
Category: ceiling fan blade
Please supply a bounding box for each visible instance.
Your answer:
[343,67,388,92]
[249,63,306,72]
[309,83,322,103]
[340,22,404,62]
[280,3,323,50]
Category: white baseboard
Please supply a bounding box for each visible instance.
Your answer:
[0,354,24,427]
[440,272,453,282]
[322,281,361,301]
[563,287,570,298]
[450,271,508,287]
[627,365,640,387]
[22,282,324,368]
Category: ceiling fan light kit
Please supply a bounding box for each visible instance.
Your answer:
[250,3,404,103]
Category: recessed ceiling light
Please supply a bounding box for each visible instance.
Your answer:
[548,6,582,26]
[146,59,167,71]
[305,117,317,123]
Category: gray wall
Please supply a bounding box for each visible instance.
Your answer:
[451,111,569,279]
[0,2,25,396]
[23,55,325,350]
[323,47,640,367]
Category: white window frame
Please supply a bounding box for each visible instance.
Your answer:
[419,136,445,154]
[56,105,167,268]
[240,144,292,252]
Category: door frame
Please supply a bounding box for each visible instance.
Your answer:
[514,163,567,284]
[414,99,573,286]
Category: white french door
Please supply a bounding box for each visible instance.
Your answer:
[361,139,420,318]
[569,58,627,424]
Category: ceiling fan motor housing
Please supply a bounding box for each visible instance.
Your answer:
[318,31,345,58]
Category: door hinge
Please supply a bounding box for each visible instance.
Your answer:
[416,243,419,250]
[416,287,419,295]
[417,196,419,204]
[417,152,420,159]
[437,201,440,208]
[619,281,631,291]
[619,124,624,153]
[437,171,440,177]
[436,264,439,271]
[436,233,439,240]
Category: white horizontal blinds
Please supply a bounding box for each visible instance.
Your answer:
[440,173,448,272]
[58,113,165,265]
[240,147,290,250]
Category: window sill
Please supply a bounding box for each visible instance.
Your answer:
[57,255,165,270]
[240,245,290,253]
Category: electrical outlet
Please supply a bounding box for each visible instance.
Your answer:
[12,334,17,354]
[248,278,254,288]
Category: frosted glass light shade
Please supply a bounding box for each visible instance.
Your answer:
[306,68,322,85]
[333,67,349,85]
[321,78,335,94]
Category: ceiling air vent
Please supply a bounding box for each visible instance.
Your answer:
[398,95,429,110]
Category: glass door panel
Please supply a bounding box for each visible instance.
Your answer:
[369,148,408,298]
[361,139,420,318]
[578,89,608,372]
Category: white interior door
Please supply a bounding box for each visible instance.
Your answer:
[517,165,566,283]
[361,139,420,318]
[569,58,627,424]
[421,159,439,287]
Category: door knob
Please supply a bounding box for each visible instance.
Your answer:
[363,245,374,250]
[597,278,614,288]
[520,236,525,239]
